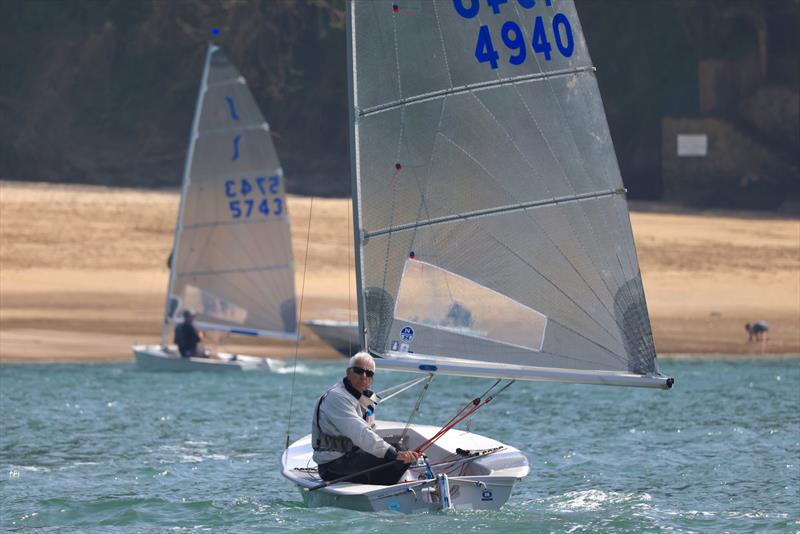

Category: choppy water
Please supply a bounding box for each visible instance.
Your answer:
[1,358,798,533]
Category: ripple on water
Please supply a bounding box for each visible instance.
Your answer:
[1,360,799,533]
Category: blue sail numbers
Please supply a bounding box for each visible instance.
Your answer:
[453,0,575,69]
[224,176,284,219]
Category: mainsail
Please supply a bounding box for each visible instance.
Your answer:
[162,44,297,341]
[348,0,671,388]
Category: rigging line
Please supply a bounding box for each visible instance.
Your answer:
[398,374,435,446]
[233,140,295,326]
[415,379,501,452]
[285,196,315,448]
[417,380,515,453]
[507,81,641,332]
[406,98,471,362]
[407,447,505,472]
[376,375,431,403]
[360,10,626,358]
[481,232,627,362]
[506,2,644,335]
[406,98,472,361]
[431,1,453,88]
[180,218,289,332]
[375,184,626,358]
[461,0,636,342]
[180,203,288,310]
[368,9,408,354]
[422,1,624,354]
[367,0,408,336]
[468,93,625,329]
[381,122,627,356]
[195,136,293,323]
[377,165,402,350]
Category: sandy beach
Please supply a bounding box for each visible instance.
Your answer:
[1,181,798,362]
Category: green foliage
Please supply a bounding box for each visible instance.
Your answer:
[0,0,795,205]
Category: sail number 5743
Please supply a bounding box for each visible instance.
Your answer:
[453,0,574,70]
[224,176,284,219]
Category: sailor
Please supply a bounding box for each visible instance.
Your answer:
[174,309,206,358]
[312,352,421,485]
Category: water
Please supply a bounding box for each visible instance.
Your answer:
[1,359,798,533]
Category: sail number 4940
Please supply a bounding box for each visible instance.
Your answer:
[453,0,574,70]
[225,176,284,219]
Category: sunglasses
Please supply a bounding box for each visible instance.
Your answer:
[350,366,375,378]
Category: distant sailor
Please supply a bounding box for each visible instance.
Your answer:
[312,352,421,484]
[174,309,206,358]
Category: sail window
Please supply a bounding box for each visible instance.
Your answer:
[393,259,547,352]
[178,285,248,324]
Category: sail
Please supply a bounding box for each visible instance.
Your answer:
[165,44,297,339]
[348,1,670,387]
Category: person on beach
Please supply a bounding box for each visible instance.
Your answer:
[174,309,206,358]
[745,321,769,342]
[311,352,421,485]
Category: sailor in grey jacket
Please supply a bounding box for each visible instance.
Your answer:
[311,352,421,484]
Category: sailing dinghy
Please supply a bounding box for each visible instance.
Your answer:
[283,0,672,511]
[134,44,297,372]
[304,319,360,356]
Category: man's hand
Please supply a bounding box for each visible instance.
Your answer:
[397,450,423,463]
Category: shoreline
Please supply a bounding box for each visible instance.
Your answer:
[2,352,799,365]
[1,181,798,363]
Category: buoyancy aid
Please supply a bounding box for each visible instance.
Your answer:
[311,378,390,464]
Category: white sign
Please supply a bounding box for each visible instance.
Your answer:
[677,134,708,157]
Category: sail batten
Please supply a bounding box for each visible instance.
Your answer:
[359,65,596,117]
[365,187,624,238]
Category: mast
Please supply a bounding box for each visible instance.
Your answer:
[159,43,215,345]
[346,0,368,351]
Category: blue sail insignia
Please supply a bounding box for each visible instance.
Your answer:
[231,135,241,161]
[225,96,240,121]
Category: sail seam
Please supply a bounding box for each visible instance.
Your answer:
[198,123,269,135]
[364,188,624,238]
[182,218,289,229]
[358,66,595,117]
[176,263,292,277]
[205,77,247,89]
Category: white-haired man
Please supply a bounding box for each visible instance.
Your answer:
[312,351,421,485]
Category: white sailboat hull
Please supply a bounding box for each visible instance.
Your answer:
[304,320,360,356]
[282,420,529,513]
[132,345,285,373]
